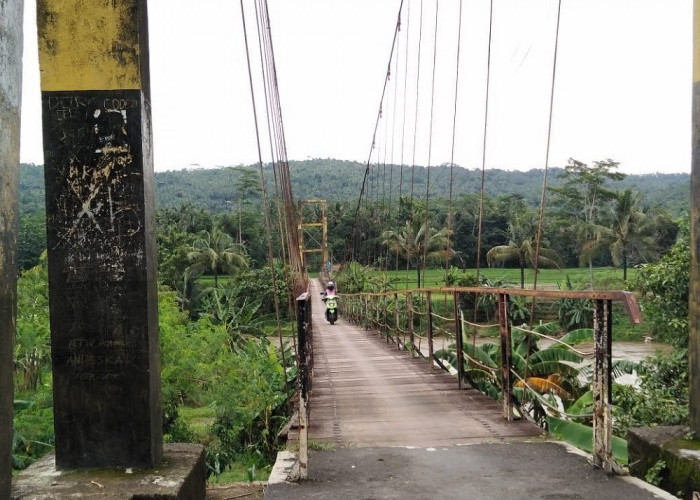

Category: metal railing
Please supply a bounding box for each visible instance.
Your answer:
[337,285,641,473]
[296,291,313,479]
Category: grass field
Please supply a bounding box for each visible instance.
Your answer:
[207,266,636,290]
[367,266,636,291]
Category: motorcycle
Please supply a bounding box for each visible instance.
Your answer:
[324,295,338,325]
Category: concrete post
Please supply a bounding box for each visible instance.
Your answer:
[36,0,161,468]
[0,1,23,494]
[692,0,700,435]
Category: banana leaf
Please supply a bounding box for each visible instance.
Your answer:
[578,359,639,382]
[515,376,570,398]
[462,342,499,369]
[554,328,594,347]
[547,415,628,464]
[565,390,593,416]
[529,347,583,366]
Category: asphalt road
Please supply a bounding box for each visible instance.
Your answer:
[266,443,674,499]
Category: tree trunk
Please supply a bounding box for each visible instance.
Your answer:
[622,250,628,281]
[238,201,242,246]
[416,260,421,289]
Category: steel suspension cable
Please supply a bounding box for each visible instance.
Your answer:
[257,0,304,290]
[475,0,495,283]
[388,13,401,231]
[405,0,424,288]
[409,0,424,207]
[531,0,562,297]
[446,0,464,277]
[239,0,289,394]
[348,0,406,263]
[525,0,564,397]
[383,10,403,275]
[421,0,440,288]
[252,0,294,314]
[397,0,412,272]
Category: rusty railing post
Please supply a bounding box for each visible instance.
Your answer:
[392,293,399,344]
[498,293,513,421]
[593,299,613,471]
[296,292,311,479]
[374,295,380,331]
[382,293,388,341]
[454,292,464,389]
[407,292,415,355]
[360,294,369,330]
[427,291,434,368]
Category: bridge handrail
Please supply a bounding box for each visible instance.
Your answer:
[337,286,641,325]
[334,285,635,473]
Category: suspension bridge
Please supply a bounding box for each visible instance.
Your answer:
[264,279,671,499]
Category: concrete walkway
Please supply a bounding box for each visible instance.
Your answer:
[265,281,674,499]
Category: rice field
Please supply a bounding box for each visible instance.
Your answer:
[370,266,636,291]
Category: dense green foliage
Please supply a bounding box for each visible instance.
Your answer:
[612,349,689,437]
[158,290,291,477]
[634,218,690,347]
[19,160,688,216]
[15,254,50,392]
[19,161,683,276]
[12,260,293,479]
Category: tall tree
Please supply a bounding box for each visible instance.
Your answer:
[548,158,626,285]
[580,189,655,281]
[230,167,261,246]
[186,228,248,287]
[486,212,563,289]
[381,220,451,288]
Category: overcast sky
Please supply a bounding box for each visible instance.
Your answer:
[19,0,693,175]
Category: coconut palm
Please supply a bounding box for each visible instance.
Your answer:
[186,228,248,287]
[580,189,655,281]
[486,213,563,288]
[381,220,452,288]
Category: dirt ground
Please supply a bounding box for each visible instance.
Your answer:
[206,482,266,500]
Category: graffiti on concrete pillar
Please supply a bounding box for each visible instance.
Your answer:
[43,90,145,283]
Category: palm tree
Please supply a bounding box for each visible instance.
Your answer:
[486,213,563,288]
[580,189,654,281]
[186,228,248,287]
[381,220,452,288]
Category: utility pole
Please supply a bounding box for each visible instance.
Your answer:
[691,0,700,435]
[0,0,23,496]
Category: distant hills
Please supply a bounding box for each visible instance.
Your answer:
[19,159,690,216]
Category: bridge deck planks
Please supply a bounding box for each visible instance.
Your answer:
[304,281,542,449]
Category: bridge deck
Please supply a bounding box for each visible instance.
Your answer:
[306,280,541,448]
[267,282,673,499]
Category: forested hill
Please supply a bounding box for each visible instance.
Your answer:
[19,159,690,216]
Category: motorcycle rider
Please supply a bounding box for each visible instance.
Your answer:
[324,281,336,299]
[322,281,337,322]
